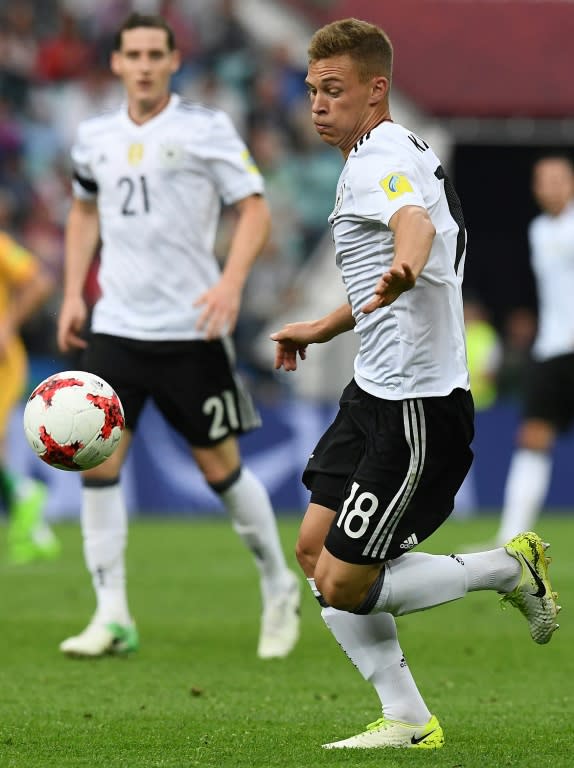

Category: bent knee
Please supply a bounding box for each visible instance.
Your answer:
[295,535,321,577]
[314,572,362,611]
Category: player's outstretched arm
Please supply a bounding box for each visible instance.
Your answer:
[57,198,100,353]
[362,205,435,313]
[271,303,355,371]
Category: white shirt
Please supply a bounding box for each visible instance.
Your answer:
[71,94,264,340]
[529,202,574,360]
[329,121,469,400]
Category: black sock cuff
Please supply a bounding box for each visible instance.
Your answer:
[82,477,121,489]
[353,568,385,615]
[208,466,242,495]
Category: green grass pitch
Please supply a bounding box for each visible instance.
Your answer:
[0,514,572,767]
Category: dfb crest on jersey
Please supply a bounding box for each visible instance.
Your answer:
[159,142,185,169]
[128,143,144,166]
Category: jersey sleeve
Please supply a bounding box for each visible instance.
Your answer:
[71,123,98,201]
[527,217,539,252]
[195,110,264,205]
[349,143,426,226]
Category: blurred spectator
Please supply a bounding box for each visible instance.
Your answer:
[36,9,94,82]
[197,0,257,93]
[463,297,502,411]
[454,297,502,517]
[182,67,247,136]
[232,124,304,393]
[0,97,25,160]
[0,1,38,111]
[0,108,35,232]
[198,0,252,61]
[496,307,536,402]
[266,42,308,111]
[157,0,198,62]
[247,69,295,140]
[39,61,122,149]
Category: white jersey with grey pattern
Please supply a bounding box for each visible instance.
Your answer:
[71,93,264,341]
[529,202,574,360]
[328,120,470,399]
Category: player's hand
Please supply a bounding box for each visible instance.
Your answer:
[270,322,316,371]
[57,296,88,353]
[361,262,416,313]
[194,280,241,340]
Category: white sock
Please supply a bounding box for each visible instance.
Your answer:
[218,467,292,601]
[374,550,520,616]
[458,549,520,593]
[320,599,431,723]
[496,449,552,544]
[82,483,131,626]
[375,553,468,615]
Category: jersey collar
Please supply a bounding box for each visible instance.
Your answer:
[120,93,180,132]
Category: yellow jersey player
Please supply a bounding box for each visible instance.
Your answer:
[0,227,60,563]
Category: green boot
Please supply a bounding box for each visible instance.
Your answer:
[7,478,61,564]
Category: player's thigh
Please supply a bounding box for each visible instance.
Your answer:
[302,379,366,513]
[81,334,148,431]
[152,338,261,447]
[324,388,474,564]
[296,502,337,576]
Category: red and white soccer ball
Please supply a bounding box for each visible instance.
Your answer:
[23,370,125,471]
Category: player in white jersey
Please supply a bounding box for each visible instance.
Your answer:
[270,19,560,750]
[494,155,574,543]
[56,12,300,660]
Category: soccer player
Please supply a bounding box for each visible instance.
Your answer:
[56,12,300,659]
[0,227,60,563]
[494,154,574,543]
[270,18,560,749]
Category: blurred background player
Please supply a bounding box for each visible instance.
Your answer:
[494,154,574,543]
[0,211,60,563]
[56,12,300,659]
[454,297,502,517]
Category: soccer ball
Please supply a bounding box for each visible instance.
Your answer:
[23,370,125,471]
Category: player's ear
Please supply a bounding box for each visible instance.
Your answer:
[369,76,389,105]
[170,48,181,74]
[110,51,122,77]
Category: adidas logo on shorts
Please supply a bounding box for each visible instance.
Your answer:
[400,533,418,550]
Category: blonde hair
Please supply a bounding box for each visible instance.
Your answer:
[308,18,393,84]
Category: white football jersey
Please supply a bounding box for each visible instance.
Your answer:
[529,202,574,360]
[71,94,264,340]
[328,121,470,399]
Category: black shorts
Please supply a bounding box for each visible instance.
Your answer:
[81,333,261,447]
[303,379,474,564]
[522,353,574,432]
